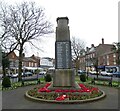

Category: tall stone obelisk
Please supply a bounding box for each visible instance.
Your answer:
[53,17,75,87]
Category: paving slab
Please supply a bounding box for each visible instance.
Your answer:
[2,84,119,110]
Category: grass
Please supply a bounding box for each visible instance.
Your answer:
[0,75,120,91]
[27,83,103,101]
[0,77,46,91]
[76,75,120,87]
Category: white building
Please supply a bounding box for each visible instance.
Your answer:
[40,57,54,68]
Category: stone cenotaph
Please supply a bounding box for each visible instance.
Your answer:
[53,17,75,88]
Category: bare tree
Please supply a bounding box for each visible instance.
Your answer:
[0,2,53,81]
[71,37,86,72]
[90,56,99,77]
[112,42,120,71]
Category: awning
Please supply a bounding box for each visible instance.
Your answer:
[105,66,118,68]
[98,66,105,69]
[24,67,43,70]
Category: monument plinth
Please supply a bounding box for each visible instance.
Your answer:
[53,17,75,87]
[25,17,105,104]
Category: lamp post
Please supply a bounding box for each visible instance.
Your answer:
[23,66,25,78]
[85,54,89,80]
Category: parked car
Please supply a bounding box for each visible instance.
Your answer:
[11,73,24,78]
[0,74,12,78]
[0,74,3,79]
[89,71,97,75]
[112,72,120,77]
[78,70,86,75]
[39,71,46,75]
[23,72,33,77]
[6,74,12,78]
[47,68,55,75]
[100,71,113,76]
[11,73,18,78]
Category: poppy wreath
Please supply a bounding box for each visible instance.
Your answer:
[38,83,99,101]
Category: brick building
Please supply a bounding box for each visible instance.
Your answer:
[79,38,118,71]
[98,51,117,66]
[30,54,40,67]
[79,54,86,70]
[96,38,116,67]
[8,52,19,70]
[85,44,96,71]
[7,52,40,73]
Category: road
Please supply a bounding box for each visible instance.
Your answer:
[88,74,120,82]
[0,73,120,85]
[2,84,119,109]
[0,74,44,84]
[1,73,119,110]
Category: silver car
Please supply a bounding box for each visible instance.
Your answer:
[101,71,113,76]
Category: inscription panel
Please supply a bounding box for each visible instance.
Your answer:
[55,41,72,69]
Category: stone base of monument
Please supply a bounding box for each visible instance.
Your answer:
[48,69,80,90]
[48,82,81,90]
[53,69,74,87]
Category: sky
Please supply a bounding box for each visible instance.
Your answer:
[2,0,119,58]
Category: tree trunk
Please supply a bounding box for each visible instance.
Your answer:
[2,66,6,77]
[18,45,23,82]
[75,59,80,76]
[118,52,120,72]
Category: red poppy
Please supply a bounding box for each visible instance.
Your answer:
[55,89,62,92]
[55,95,68,101]
[38,87,51,92]
[90,88,98,92]
[79,84,86,88]
[45,83,51,88]
[38,83,99,94]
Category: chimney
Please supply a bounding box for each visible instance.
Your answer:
[86,47,89,51]
[91,44,94,47]
[22,53,25,57]
[102,38,104,44]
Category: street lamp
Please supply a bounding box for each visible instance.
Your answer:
[23,66,25,78]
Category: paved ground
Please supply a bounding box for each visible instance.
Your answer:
[2,84,120,110]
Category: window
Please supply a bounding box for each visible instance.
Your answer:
[91,54,92,58]
[113,58,116,65]
[29,62,31,67]
[107,60,109,65]
[35,63,37,67]
[107,55,109,59]
[106,55,109,65]
[114,61,116,65]
[31,62,33,67]
[12,55,14,58]
[113,53,116,58]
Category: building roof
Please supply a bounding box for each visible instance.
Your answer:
[99,50,115,57]
[30,54,40,59]
[96,43,114,56]
[23,57,36,62]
